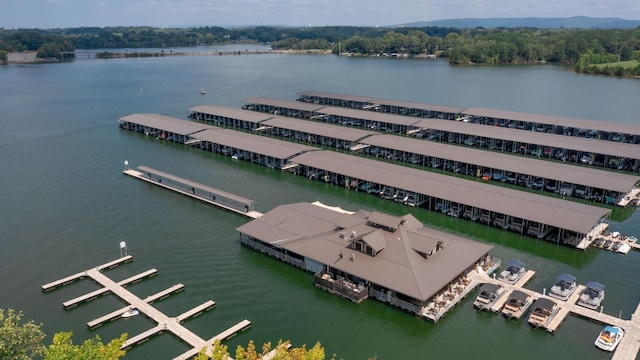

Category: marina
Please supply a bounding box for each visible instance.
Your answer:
[42,257,252,359]
[118,115,625,250]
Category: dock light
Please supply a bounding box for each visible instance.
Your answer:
[124,160,129,170]
[120,241,128,257]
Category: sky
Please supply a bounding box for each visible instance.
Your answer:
[1,0,639,29]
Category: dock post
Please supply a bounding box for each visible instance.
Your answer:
[120,241,128,257]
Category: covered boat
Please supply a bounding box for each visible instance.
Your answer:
[577,281,605,310]
[548,274,577,301]
[528,298,559,328]
[501,290,533,319]
[498,260,526,284]
[473,283,506,311]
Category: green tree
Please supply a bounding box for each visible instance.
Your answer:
[36,42,61,59]
[44,332,127,360]
[0,309,46,360]
[0,50,8,62]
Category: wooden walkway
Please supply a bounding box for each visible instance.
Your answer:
[124,168,263,219]
[43,257,252,359]
[471,271,640,359]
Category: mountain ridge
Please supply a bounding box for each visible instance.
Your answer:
[395,16,640,29]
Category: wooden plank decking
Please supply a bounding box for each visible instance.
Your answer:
[44,257,252,359]
[41,255,133,291]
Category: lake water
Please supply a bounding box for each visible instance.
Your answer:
[1,46,639,359]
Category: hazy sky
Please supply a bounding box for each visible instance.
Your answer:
[2,0,639,29]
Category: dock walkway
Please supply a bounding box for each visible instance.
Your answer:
[470,270,640,359]
[124,167,262,219]
[43,257,251,359]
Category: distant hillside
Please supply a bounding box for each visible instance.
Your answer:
[398,16,640,29]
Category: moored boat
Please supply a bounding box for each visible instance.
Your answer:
[577,281,605,310]
[594,325,624,351]
[548,274,577,301]
[473,283,506,311]
[498,260,526,284]
[501,290,533,319]
[122,307,139,318]
[528,298,559,328]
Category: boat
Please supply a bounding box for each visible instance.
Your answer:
[528,298,559,328]
[473,283,506,311]
[498,260,526,284]
[593,237,605,247]
[577,281,605,310]
[501,290,533,319]
[548,274,577,301]
[121,307,139,318]
[200,88,207,95]
[594,325,624,351]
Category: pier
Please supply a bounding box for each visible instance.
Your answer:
[43,257,252,359]
[470,270,640,359]
[123,166,262,219]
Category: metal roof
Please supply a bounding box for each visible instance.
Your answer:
[119,113,213,135]
[413,119,640,159]
[371,97,466,114]
[236,202,493,301]
[317,106,423,126]
[290,151,611,234]
[263,116,377,142]
[189,105,274,123]
[137,166,253,205]
[244,97,325,112]
[532,297,557,310]
[361,134,640,193]
[192,129,317,159]
[462,107,640,136]
[298,90,376,104]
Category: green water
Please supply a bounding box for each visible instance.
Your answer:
[0,50,638,359]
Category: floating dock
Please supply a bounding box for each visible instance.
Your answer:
[123,166,262,219]
[42,257,251,359]
[469,270,640,359]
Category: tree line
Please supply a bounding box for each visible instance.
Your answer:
[1,25,639,76]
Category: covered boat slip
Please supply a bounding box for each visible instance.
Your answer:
[290,150,611,246]
[296,90,640,145]
[118,113,214,143]
[189,104,274,131]
[245,96,640,174]
[190,128,317,169]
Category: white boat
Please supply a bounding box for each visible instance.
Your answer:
[548,274,577,301]
[498,260,526,284]
[594,325,624,351]
[501,290,533,319]
[577,281,605,310]
[200,88,207,95]
[473,283,506,311]
[528,298,559,328]
[121,307,139,318]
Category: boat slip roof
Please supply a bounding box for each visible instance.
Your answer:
[317,106,423,126]
[298,90,466,114]
[119,113,213,135]
[412,119,639,159]
[236,202,493,301]
[262,117,378,142]
[362,134,640,193]
[193,129,317,159]
[137,166,254,205]
[298,90,640,135]
[244,97,325,112]
[290,151,611,234]
[189,105,274,123]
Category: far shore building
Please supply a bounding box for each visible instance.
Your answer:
[236,201,496,321]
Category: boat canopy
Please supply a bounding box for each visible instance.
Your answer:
[534,297,557,310]
[509,290,529,302]
[507,260,525,269]
[586,281,605,292]
[557,274,576,283]
[479,283,501,294]
[603,325,620,334]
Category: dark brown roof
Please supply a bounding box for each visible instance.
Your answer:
[263,116,377,141]
[317,106,423,127]
[244,97,325,112]
[189,105,274,123]
[119,113,213,135]
[412,119,639,159]
[298,90,375,104]
[463,107,640,136]
[236,202,492,301]
[192,129,317,159]
[362,134,640,193]
[290,151,610,234]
